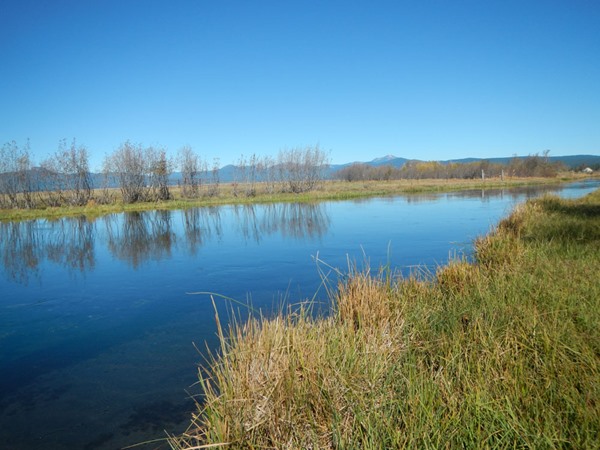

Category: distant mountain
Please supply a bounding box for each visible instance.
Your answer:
[11,154,593,191]
[328,155,411,173]
[444,155,600,169]
[371,154,396,163]
[541,155,600,169]
[370,155,410,167]
[329,154,600,175]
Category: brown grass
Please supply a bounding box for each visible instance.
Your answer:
[169,188,600,449]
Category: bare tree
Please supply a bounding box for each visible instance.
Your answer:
[278,145,329,193]
[42,139,92,206]
[103,141,148,203]
[178,145,201,198]
[246,153,258,196]
[97,168,117,205]
[0,140,36,208]
[40,154,67,207]
[207,157,220,197]
[260,155,278,194]
[234,153,259,197]
[337,163,369,182]
[508,152,562,177]
[147,147,172,201]
[233,154,247,197]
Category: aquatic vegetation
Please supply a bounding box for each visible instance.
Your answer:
[170,189,600,449]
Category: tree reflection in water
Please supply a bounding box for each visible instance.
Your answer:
[0,202,332,283]
[104,210,176,268]
[0,217,95,284]
[46,217,95,273]
[0,184,576,285]
[0,221,42,284]
[235,203,330,242]
[181,206,223,256]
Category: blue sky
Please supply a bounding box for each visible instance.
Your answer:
[1,0,599,171]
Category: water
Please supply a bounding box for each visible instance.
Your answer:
[0,181,598,449]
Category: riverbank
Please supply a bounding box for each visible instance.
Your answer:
[170,188,600,448]
[0,175,592,222]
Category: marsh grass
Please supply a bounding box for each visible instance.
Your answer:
[170,190,600,449]
[0,176,586,222]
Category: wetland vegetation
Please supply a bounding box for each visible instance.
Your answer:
[2,137,598,448]
[170,189,600,449]
[1,179,598,449]
[1,139,592,222]
[1,177,587,222]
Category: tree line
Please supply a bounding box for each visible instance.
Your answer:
[0,140,329,209]
[335,152,566,182]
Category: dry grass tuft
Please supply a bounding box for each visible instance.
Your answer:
[171,189,600,449]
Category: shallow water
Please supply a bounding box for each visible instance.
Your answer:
[0,180,598,449]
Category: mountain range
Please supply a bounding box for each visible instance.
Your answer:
[12,154,597,189]
[328,154,600,173]
[172,154,600,184]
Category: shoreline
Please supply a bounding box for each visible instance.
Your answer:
[170,186,600,448]
[1,175,594,222]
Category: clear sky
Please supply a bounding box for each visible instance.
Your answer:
[1,0,599,171]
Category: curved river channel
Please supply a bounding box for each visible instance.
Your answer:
[1,180,598,449]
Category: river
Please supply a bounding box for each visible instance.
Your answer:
[0,180,598,449]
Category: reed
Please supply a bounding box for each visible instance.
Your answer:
[171,189,600,448]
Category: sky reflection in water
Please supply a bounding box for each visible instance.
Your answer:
[0,181,598,449]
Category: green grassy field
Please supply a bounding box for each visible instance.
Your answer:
[169,188,600,449]
[0,175,589,222]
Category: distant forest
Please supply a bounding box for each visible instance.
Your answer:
[334,152,593,182]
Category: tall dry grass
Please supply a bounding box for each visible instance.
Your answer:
[170,189,600,449]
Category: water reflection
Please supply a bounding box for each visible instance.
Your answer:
[0,202,332,282]
[0,217,94,284]
[104,210,176,268]
[0,180,598,450]
[274,203,330,239]
[46,217,95,274]
[0,183,596,284]
[446,184,572,201]
[399,184,573,204]
[233,203,330,242]
[181,207,223,255]
[0,221,41,284]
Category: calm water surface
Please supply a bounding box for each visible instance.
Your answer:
[0,181,598,449]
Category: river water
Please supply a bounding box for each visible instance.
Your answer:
[0,180,598,449]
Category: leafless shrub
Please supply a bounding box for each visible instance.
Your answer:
[103,141,147,203]
[103,142,171,203]
[41,139,92,206]
[147,147,172,201]
[178,145,201,198]
[277,145,329,193]
[0,140,37,208]
[204,157,221,197]
[234,153,260,197]
[260,155,278,194]
[96,172,117,205]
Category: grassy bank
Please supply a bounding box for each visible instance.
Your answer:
[170,188,600,449]
[0,175,590,222]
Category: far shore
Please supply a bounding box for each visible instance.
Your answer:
[169,181,600,449]
[1,174,596,222]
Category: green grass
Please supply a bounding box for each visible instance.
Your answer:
[169,188,600,449]
[0,175,588,222]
